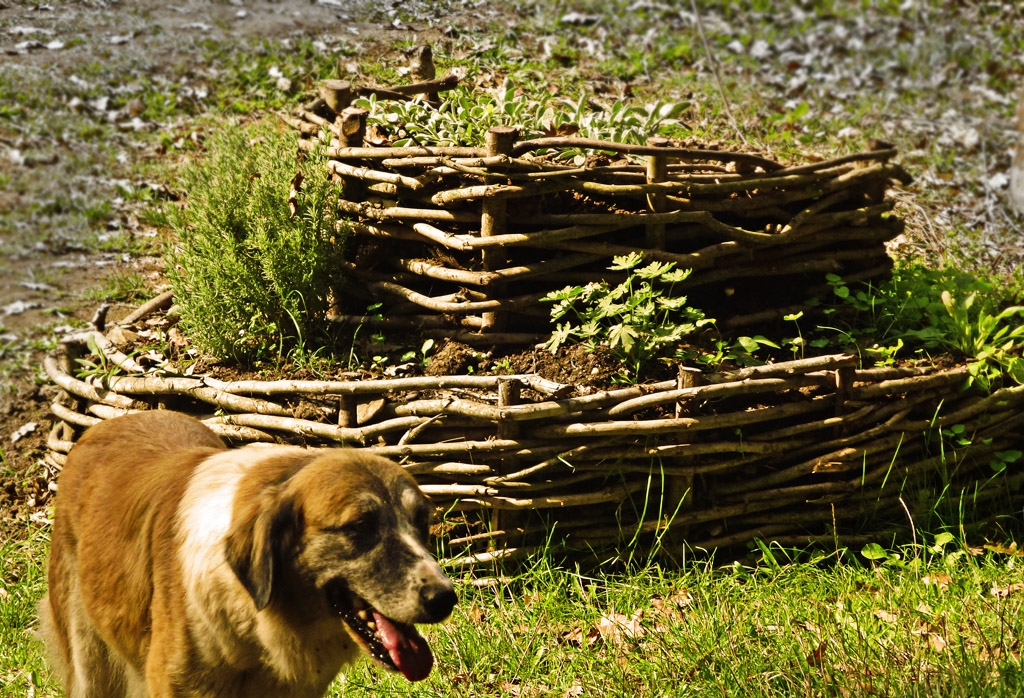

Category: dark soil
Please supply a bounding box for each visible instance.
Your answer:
[423,339,623,388]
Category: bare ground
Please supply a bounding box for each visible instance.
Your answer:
[0,0,506,541]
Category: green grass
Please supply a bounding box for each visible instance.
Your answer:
[6,531,1024,698]
[320,542,1024,697]
[81,270,150,305]
[1,528,54,698]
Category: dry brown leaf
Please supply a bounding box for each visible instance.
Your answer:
[105,325,140,348]
[287,171,302,218]
[522,590,543,607]
[467,601,486,626]
[563,682,585,698]
[666,588,694,608]
[650,589,692,626]
[911,620,949,653]
[805,641,827,668]
[985,541,1024,557]
[928,634,948,653]
[873,609,898,623]
[921,573,952,590]
[364,123,391,147]
[990,582,1024,598]
[561,624,600,648]
[500,680,521,696]
[597,609,645,646]
[798,620,822,638]
[540,122,580,138]
[655,585,696,609]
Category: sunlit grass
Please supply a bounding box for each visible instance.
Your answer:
[0,526,54,698]
[328,542,1024,697]
[6,526,1024,698]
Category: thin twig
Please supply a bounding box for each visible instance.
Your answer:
[689,0,747,145]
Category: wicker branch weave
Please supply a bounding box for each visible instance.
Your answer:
[289,106,912,342]
[45,299,1024,566]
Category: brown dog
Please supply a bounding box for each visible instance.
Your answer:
[40,410,456,698]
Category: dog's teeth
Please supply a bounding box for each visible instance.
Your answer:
[357,609,371,621]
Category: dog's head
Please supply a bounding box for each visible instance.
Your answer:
[224,449,456,682]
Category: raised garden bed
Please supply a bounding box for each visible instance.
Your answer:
[44,296,1024,566]
[43,94,1024,565]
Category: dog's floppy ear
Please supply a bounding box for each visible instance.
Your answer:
[224,491,301,611]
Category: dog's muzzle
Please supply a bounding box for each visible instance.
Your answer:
[327,581,456,682]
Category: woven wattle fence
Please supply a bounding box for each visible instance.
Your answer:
[44,298,1024,566]
[43,88,1024,564]
[284,91,913,343]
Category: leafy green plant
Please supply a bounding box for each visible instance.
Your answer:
[859,541,899,565]
[542,252,710,380]
[811,264,1024,390]
[73,334,124,383]
[782,310,806,359]
[683,333,780,370]
[933,291,1024,390]
[165,120,346,364]
[400,338,436,367]
[939,422,973,450]
[346,302,384,371]
[989,449,1023,475]
[356,82,686,161]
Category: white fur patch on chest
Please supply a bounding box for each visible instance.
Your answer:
[174,446,306,666]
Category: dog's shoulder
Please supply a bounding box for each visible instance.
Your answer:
[175,446,314,592]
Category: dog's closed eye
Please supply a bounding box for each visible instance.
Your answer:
[338,512,379,537]
[324,505,382,538]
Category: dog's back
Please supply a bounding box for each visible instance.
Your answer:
[40,411,226,698]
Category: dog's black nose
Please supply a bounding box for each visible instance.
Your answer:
[420,583,457,621]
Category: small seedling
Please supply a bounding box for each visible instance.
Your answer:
[989,449,1023,475]
[782,311,806,359]
[542,252,710,381]
[400,338,436,367]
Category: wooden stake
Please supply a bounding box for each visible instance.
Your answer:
[481,126,518,333]
[834,364,855,438]
[493,377,524,536]
[338,393,357,428]
[665,366,702,548]
[646,136,670,250]
[319,79,353,115]
[336,107,368,148]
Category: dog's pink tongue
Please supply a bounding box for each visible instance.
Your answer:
[372,611,434,682]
